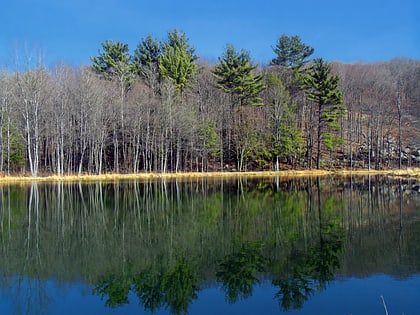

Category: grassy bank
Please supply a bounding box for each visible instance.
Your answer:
[0,168,418,183]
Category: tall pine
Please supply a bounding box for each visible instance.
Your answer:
[133,35,162,94]
[213,45,266,107]
[302,58,345,169]
[159,30,197,95]
[271,35,314,68]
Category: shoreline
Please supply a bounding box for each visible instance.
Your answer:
[0,168,418,183]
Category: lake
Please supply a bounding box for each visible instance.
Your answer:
[0,175,419,315]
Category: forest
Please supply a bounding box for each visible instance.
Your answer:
[0,31,419,176]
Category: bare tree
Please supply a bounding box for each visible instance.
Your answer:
[14,66,49,176]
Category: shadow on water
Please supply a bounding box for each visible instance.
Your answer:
[0,175,419,314]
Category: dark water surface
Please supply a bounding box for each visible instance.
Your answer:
[0,176,419,314]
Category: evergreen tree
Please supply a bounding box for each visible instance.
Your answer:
[91,40,134,83]
[213,45,266,107]
[133,35,162,93]
[159,30,197,94]
[271,35,314,68]
[302,58,345,169]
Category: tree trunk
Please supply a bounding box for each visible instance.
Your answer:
[316,103,322,169]
[397,83,402,170]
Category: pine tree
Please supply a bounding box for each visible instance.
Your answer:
[213,45,266,107]
[133,35,162,93]
[271,35,314,68]
[159,30,197,94]
[302,58,345,169]
[91,40,134,83]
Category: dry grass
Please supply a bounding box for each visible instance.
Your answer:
[0,168,418,184]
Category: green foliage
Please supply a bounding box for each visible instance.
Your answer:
[95,258,198,315]
[198,119,221,158]
[133,35,161,89]
[133,269,165,312]
[91,40,134,83]
[303,58,343,109]
[275,123,304,160]
[93,274,131,308]
[302,58,345,168]
[308,204,345,285]
[213,45,266,107]
[159,30,197,94]
[322,132,344,151]
[247,130,272,168]
[133,35,161,74]
[162,259,198,315]
[216,242,267,303]
[273,269,313,310]
[272,196,345,311]
[271,35,314,68]
[2,112,26,172]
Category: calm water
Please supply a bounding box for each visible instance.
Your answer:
[0,176,419,315]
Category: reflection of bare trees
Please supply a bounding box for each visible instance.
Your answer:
[25,183,40,266]
[0,177,417,313]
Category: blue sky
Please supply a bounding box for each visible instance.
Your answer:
[1,0,419,67]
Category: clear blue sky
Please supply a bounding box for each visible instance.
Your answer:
[1,0,419,67]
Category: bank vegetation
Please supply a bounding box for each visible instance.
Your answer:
[1,32,419,177]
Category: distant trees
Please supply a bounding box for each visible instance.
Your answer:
[0,33,418,176]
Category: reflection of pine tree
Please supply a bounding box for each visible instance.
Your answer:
[133,269,164,312]
[93,274,131,308]
[314,181,345,283]
[272,181,345,311]
[273,265,314,310]
[216,242,267,304]
[161,259,198,315]
[94,258,198,315]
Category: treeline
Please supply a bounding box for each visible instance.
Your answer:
[0,31,419,175]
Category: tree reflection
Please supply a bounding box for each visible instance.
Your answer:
[272,190,345,311]
[161,259,198,314]
[273,270,313,310]
[0,177,418,314]
[273,222,344,310]
[309,219,345,287]
[133,269,164,312]
[216,242,267,303]
[93,258,198,315]
[93,274,131,308]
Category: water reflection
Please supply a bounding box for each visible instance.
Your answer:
[93,258,199,315]
[0,176,418,314]
[216,242,267,304]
